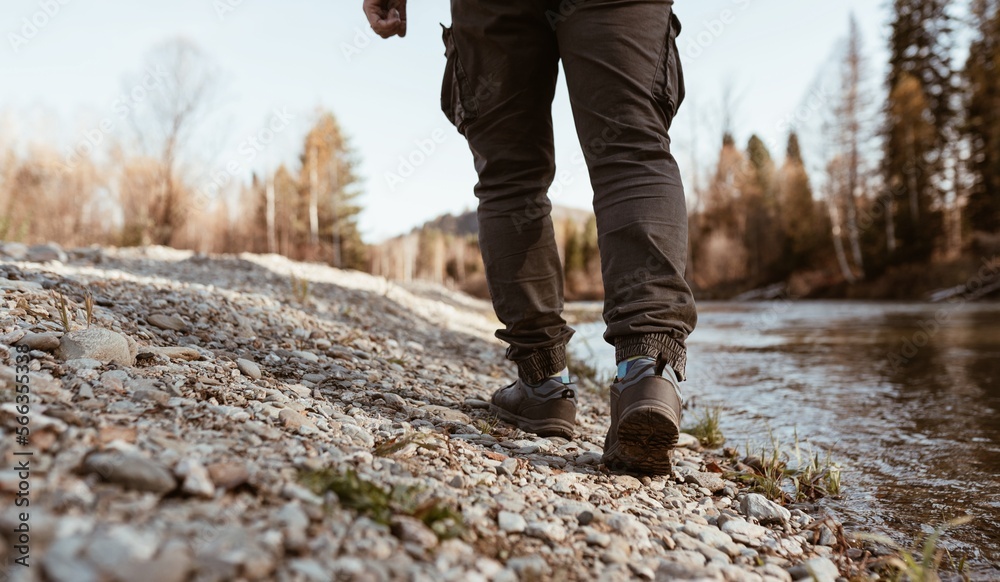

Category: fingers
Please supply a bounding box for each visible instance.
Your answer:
[363,0,406,39]
[389,0,407,37]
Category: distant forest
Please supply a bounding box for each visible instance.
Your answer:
[379,2,1000,301]
[3,1,1000,300]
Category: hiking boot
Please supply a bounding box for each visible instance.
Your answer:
[602,356,682,475]
[489,377,578,439]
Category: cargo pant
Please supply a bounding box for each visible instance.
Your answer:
[441,0,696,384]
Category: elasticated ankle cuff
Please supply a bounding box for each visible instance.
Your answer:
[615,333,687,381]
[515,345,567,385]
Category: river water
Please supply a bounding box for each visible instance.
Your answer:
[569,301,1000,576]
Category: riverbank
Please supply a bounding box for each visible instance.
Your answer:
[2,245,873,580]
[574,301,1000,578]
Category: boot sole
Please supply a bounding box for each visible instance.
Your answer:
[489,404,575,440]
[603,403,679,476]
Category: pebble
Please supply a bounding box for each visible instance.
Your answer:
[176,458,215,498]
[720,516,769,539]
[381,392,406,409]
[17,331,61,351]
[27,243,68,263]
[497,457,519,476]
[237,358,262,380]
[146,346,202,361]
[740,493,792,525]
[676,433,701,449]
[278,503,311,552]
[817,525,836,546]
[147,313,187,331]
[686,472,726,493]
[0,241,28,259]
[391,515,438,549]
[525,521,567,543]
[291,350,320,363]
[279,408,314,431]
[84,452,176,494]
[420,404,470,424]
[787,557,839,582]
[57,328,134,366]
[207,462,250,489]
[497,511,527,534]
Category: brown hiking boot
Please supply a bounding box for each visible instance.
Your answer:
[602,356,682,475]
[489,377,577,439]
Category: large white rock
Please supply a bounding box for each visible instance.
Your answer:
[740,493,791,525]
[57,328,135,366]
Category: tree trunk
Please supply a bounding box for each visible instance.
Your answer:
[265,174,276,254]
[828,185,856,284]
[308,145,320,249]
[330,161,341,268]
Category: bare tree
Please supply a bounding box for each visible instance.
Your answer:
[826,156,858,283]
[834,15,870,277]
[127,38,221,246]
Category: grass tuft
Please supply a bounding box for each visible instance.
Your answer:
[861,515,973,582]
[289,274,310,303]
[683,406,725,448]
[728,429,841,504]
[299,468,464,539]
[54,292,73,332]
[84,291,95,328]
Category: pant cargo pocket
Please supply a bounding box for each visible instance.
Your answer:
[440,25,478,135]
[651,11,685,128]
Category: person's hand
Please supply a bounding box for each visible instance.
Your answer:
[363,0,407,39]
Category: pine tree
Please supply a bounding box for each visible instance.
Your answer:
[779,133,823,269]
[964,0,1000,234]
[299,112,366,269]
[882,0,956,262]
[742,135,783,282]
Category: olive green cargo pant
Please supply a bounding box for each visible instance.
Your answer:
[441,0,696,383]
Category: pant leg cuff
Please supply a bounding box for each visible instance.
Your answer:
[514,345,567,385]
[615,333,687,381]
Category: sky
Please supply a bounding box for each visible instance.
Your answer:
[1,0,890,243]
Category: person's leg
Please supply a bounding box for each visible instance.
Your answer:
[445,0,573,384]
[554,0,696,381]
[555,0,695,472]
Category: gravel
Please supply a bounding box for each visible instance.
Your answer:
[0,246,860,580]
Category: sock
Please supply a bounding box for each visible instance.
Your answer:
[550,367,570,383]
[616,356,656,380]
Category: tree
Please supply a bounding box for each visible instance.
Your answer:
[126,39,221,247]
[881,0,956,262]
[689,133,751,289]
[778,133,823,269]
[964,0,1000,234]
[834,15,871,276]
[299,112,366,269]
[741,135,783,282]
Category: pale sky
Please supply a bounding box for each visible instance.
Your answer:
[1,0,890,242]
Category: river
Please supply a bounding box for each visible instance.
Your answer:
[569,301,1000,576]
